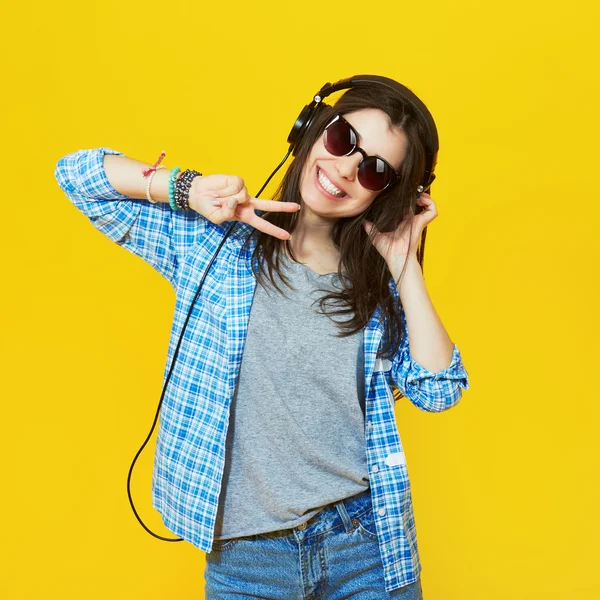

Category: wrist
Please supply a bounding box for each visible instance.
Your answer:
[394,259,423,299]
[149,167,179,204]
[389,254,421,285]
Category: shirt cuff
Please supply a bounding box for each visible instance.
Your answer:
[74,147,131,201]
[405,343,470,389]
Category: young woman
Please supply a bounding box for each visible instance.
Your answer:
[55,79,469,599]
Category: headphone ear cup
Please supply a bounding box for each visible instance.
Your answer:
[287,104,313,154]
[287,102,327,156]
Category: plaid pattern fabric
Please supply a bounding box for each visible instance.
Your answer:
[55,147,470,592]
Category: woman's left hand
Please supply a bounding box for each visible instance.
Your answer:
[362,192,438,264]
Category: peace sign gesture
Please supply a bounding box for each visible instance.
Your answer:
[189,174,300,240]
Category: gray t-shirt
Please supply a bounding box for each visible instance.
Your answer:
[213,251,370,540]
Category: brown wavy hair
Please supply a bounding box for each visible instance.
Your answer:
[240,82,431,360]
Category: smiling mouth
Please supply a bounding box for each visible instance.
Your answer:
[316,167,348,199]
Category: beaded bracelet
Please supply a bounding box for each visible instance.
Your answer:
[142,150,168,204]
[174,169,203,211]
[145,166,167,204]
[168,167,181,211]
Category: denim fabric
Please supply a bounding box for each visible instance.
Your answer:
[204,488,423,599]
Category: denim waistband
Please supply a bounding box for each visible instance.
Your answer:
[256,487,373,541]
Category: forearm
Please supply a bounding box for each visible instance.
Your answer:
[103,154,175,203]
[391,255,455,373]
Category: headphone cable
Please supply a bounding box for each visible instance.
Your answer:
[126,145,293,542]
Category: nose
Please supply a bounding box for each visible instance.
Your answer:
[335,151,363,181]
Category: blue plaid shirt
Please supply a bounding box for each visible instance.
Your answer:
[55,147,470,593]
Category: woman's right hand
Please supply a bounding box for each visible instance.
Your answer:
[187,174,300,240]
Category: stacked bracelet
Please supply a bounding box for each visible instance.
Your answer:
[168,167,182,211]
[143,151,202,211]
[173,169,203,211]
[146,166,167,204]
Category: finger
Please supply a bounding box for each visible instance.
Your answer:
[223,188,253,218]
[251,198,301,212]
[196,194,227,209]
[232,185,250,204]
[422,197,437,214]
[245,212,292,240]
[223,195,240,219]
[213,177,245,197]
[222,186,251,212]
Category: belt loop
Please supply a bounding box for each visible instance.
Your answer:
[334,499,355,533]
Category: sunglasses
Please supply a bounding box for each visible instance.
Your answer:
[322,114,401,192]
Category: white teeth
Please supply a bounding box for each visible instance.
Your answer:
[318,168,346,197]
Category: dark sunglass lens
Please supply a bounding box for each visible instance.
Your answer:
[323,119,356,156]
[358,157,394,191]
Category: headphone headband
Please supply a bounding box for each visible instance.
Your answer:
[287,74,438,193]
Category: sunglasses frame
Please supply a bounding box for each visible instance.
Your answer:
[323,114,401,192]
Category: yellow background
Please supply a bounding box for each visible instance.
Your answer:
[1,1,598,598]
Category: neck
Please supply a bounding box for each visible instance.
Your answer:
[290,207,338,256]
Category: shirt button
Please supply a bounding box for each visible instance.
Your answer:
[371,464,379,473]
[378,507,386,516]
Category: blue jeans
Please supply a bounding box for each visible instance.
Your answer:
[204,487,423,599]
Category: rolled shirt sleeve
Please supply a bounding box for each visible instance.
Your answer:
[391,308,470,412]
[54,147,210,287]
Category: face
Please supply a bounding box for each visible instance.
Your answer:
[298,108,408,220]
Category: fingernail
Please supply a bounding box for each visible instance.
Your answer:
[297,204,302,210]
[212,192,220,198]
[211,199,221,206]
[228,197,237,208]
[288,234,293,240]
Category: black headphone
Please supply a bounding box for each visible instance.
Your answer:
[127,74,440,543]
